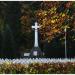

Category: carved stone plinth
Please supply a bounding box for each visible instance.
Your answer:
[30,47,43,58]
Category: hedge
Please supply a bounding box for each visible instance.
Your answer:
[0,62,75,74]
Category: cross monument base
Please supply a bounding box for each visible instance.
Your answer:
[30,47,43,58]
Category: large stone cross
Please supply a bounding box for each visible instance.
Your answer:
[32,22,40,47]
[30,22,43,57]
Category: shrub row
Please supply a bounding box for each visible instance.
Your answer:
[0,62,75,74]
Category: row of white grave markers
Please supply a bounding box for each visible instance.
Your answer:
[1,58,75,64]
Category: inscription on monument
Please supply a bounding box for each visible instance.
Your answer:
[33,51,37,56]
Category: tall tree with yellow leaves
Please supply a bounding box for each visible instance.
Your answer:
[36,1,75,43]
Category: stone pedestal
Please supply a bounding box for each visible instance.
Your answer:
[30,47,43,58]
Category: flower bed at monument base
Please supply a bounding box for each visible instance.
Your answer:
[0,58,75,73]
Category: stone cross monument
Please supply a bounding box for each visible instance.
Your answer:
[32,22,39,47]
[30,22,42,58]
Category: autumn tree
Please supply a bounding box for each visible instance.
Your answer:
[36,1,75,43]
[36,1,75,57]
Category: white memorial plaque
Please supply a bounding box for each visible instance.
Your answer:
[33,51,37,56]
[24,53,30,56]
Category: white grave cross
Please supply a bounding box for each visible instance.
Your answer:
[32,22,40,47]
